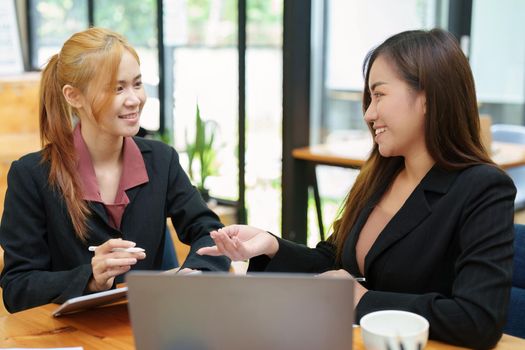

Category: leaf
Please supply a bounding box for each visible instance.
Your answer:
[186,103,220,190]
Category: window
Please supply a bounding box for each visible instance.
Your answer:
[245,0,283,232]
[165,0,283,231]
[470,0,525,125]
[166,0,239,201]
[28,0,88,68]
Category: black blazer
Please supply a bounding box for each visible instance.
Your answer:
[249,164,516,349]
[0,138,230,313]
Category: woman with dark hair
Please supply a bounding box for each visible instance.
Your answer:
[0,27,229,313]
[199,29,516,348]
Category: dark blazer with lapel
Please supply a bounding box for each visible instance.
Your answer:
[0,137,230,313]
[249,164,516,349]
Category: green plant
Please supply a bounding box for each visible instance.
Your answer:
[185,104,217,193]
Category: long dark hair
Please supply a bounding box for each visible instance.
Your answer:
[330,28,494,260]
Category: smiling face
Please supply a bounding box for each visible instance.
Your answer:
[364,55,427,159]
[80,50,146,140]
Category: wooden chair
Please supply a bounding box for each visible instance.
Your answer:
[166,220,190,263]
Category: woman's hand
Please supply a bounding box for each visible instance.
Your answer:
[197,225,279,261]
[317,269,368,307]
[87,239,146,292]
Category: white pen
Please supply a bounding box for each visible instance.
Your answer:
[354,277,366,282]
[88,246,145,253]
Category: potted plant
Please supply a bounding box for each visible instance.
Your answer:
[185,103,217,201]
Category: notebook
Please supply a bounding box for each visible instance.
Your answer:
[52,286,128,317]
[126,272,354,350]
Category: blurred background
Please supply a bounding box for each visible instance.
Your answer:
[2,0,525,247]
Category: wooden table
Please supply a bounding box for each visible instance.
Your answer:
[292,141,525,170]
[1,302,524,349]
[290,139,525,240]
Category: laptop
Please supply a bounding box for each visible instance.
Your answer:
[126,272,354,350]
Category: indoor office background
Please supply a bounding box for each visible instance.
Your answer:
[3,0,525,248]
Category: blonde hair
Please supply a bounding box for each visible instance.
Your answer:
[39,27,140,241]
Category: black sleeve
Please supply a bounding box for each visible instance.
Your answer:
[0,160,93,313]
[249,234,337,273]
[165,148,230,271]
[356,169,515,349]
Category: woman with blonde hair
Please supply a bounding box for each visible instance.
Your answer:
[199,28,516,349]
[0,27,229,313]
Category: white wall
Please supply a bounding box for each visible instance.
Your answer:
[470,0,525,104]
[326,0,436,91]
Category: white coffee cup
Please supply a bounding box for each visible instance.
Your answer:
[360,310,429,350]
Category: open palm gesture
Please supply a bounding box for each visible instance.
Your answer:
[197,225,278,261]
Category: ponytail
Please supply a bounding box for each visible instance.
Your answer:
[40,54,89,241]
[38,27,140,242]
